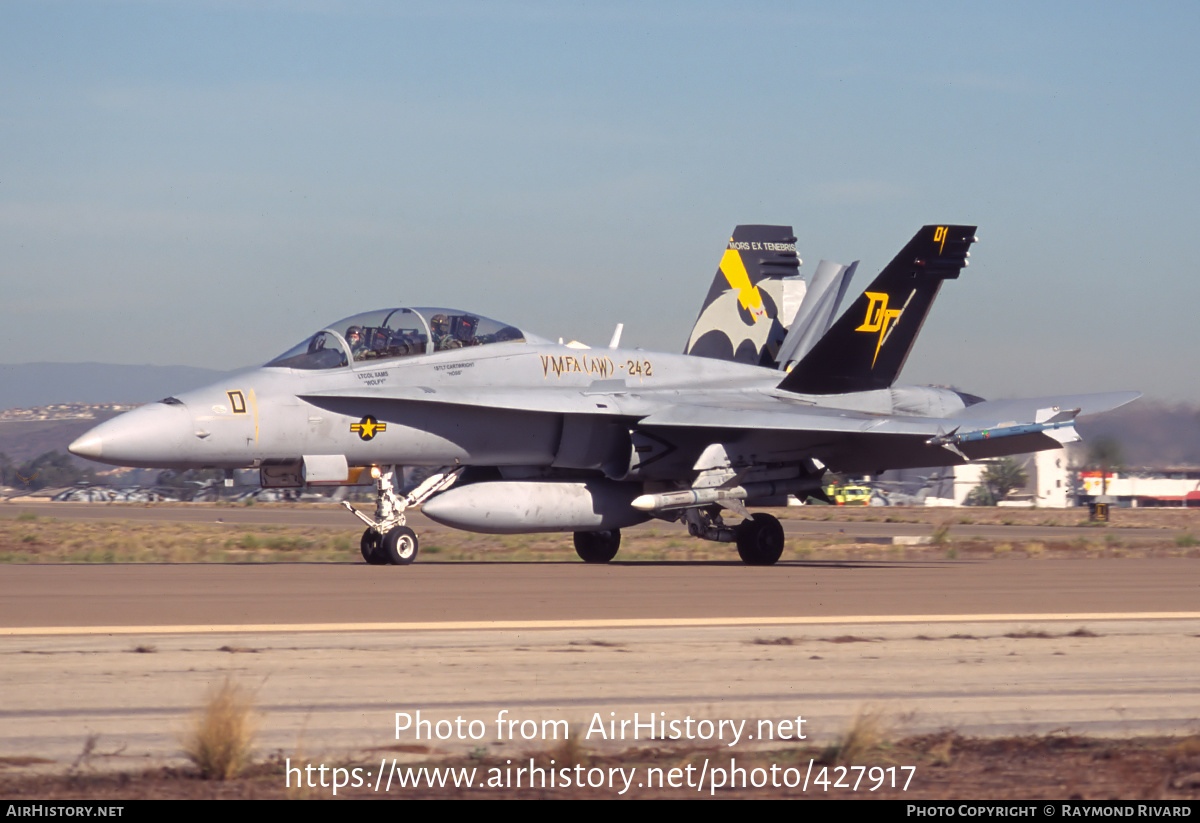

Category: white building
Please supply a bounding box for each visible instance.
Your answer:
[898,448,1074,507]
[1078,469,1200,507]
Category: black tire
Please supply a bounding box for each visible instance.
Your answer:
[360,528,387,565]
[573,529,621,563]
[735,513,785,565]
[381,526,419,565]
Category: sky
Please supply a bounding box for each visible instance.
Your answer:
[4,1,1199,401]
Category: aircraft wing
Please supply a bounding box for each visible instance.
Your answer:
[636,390,1140,473]
[302,383,1137,427]
[303,380,1137,469]
[638,390,1139,431]
[638,396,932,432]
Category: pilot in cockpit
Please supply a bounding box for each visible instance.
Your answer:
[346,326,368,360]
[430,314,457,350]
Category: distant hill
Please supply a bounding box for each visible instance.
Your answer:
[1075,400,1200,467]
[0,414,123,465]
[0,362,245,408]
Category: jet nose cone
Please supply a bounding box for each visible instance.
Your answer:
[68,433,105,460]
[67,402,193,468]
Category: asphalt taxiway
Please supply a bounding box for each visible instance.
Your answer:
[2,558,1198,772]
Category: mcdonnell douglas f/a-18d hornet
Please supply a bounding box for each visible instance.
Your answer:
[70,225,1137,566]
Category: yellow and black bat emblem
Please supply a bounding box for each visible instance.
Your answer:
[351,415,386,441]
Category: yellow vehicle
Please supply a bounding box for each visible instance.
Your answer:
[826,483,872,506]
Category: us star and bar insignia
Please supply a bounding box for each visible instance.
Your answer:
[351,415,386,441]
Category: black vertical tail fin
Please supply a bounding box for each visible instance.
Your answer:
[684,225,800,367]
[778,224,977,395]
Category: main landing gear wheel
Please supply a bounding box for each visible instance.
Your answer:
[381,526,419,565]
[574,529,621,563]
[735,513,785,565]
[360,528,386,565]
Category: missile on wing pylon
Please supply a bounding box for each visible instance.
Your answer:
[631,477,825,512]
[926,408,1082,460]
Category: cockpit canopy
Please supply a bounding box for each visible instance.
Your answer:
[266,307,529,370]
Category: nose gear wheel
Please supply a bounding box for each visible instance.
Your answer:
[342,466,461,565]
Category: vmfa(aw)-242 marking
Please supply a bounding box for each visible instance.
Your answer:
[70,224,1138,566]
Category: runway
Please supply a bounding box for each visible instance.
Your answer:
[1,559,1199,628]
[2,558,1198,779]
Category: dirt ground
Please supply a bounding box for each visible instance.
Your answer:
[3,733,1200,800]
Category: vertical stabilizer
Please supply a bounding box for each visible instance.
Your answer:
[684,225,801,367]
[775,259,857,370]
[779,277,808,330]
[778,224,977,394]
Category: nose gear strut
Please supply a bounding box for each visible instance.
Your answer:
[342,466,463,565]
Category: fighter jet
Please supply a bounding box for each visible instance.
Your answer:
[69,224,1137,566]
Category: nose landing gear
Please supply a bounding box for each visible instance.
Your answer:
[345,466,462,566]
[360,529,386,565]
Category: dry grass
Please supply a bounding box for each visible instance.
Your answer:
[182,679,258,780]
[0,516,342,563]
[551,732,588,769]
[2,504,1199,564]
[821,707,890,765]
[925,731,957,767]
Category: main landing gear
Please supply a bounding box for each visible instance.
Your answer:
[734,512,786,565]
[573,529,621,563]
[345,466,462,566]
[680,505,786,565]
